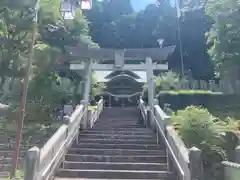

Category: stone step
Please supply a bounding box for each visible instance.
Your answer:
[0,144,32,151]
[94,122,141,126]
[94,120,139,125]
[99,120,139,124]
[0,134,48,139]
[100,112,138,116]
[76,138,157,145]
[56,169,171,179]
[0,139,44,145]
[81,130,153,135]
[65,154,166,163]
[93,125,143,129]
[0,171,9,178]
[62,161,167,171]
[0,163,11,171]
[55,178,166,180]
[78,134,156,140]
[0,157,23,164]
[0,140,15,144]
[88,128,150,131]
[0,151,25,158]
[67,148,165,156]
[100,119,140,121]
[72,143,163,150]
[96,118,138,121]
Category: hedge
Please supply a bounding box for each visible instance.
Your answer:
[157,90,240,113]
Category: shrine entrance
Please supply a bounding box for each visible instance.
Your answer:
[65,43,175,109]
[99,70,143,108]
[103,93,140,108]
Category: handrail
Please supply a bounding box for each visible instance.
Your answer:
[150,110,185,179]
[24,98,104,180]
[138,99,147,124]
[138,100,185,180]
[38,104,87,180]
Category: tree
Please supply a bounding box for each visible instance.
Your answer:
[0,0,35,90]
[205,0,240,80]
[177,9,214,79]
[0,0,96,123]
[85,0,215,79]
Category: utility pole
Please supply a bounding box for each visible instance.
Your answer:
[10,0,92,179]
[10,0,40,179]
[175,0,185,77]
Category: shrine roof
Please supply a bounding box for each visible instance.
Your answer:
[94,71,147,83]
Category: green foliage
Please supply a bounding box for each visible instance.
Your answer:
[205,0,240,79]
[172,106,238,180]
[0,0,95,123]
[172,106,225,150]
[155,71,180,92]
[159,90,216,95]
[0,0,34,88]
[142,71,180,101]
[8,170,24,180]
[25,72,74,123]
[92,72,105,96]
[85,0,214,79]
[8,170,23,180]
[16,170,24,180]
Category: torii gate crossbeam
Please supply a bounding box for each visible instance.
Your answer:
[70,63,168,71]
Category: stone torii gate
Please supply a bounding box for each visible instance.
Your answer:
[65,44,175,113]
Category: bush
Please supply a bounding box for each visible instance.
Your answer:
[7,170,23,180]
[155,71,180,92]
[172,106,235,180]
[142,71,180,103]
[158,90,216,95]
[158,92,240,119]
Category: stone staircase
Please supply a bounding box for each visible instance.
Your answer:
[0,134,36,178]
[55,107,172,179]
[0,127,59,178]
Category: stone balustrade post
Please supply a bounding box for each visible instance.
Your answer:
[138,96,144,127]
[139,108,144,127]
[147,108,151,129]
[189,146,204,180]
[87,110,92,128]
[154,99,159,106]
[24,146,40,180]
[235,146,240,163]
[149,99,159,132]
[80,100,88,130]
[222,161,240,180]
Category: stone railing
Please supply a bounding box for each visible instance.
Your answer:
[222,161,240,180]
[218,144,240,180]
[87,100,104,128]
[24,98,104,180]
[139,98,148,126]
[139,98,204,180]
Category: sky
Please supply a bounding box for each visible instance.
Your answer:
[131,0,157,11]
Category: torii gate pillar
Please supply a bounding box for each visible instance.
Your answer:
[82,60,92,128]
[146,57,155,129]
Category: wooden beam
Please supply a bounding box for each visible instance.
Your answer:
[65,46,176,61]
[70,63,168,71]
[65,47,115,60]
[124,46,176,60]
